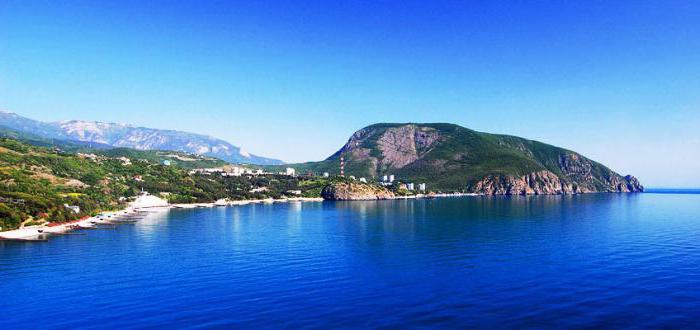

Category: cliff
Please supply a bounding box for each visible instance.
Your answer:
[469,170,643,195]
[321,182,395,201]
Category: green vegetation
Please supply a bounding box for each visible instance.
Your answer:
[269,123,637,192]
[0,125,228,170]
[0,138,332,231]
[0,125,110,151]
[95,148,227,169]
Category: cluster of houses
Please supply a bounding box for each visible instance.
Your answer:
[77,153,136,166]
[78,153,181,167]
[379,174,426,192]
[343,173,427,192]
[156,161,429,193]
[188,166,298,177]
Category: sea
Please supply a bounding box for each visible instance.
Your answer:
[1,191,699,328]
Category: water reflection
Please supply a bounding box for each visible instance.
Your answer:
[2,194,700,328]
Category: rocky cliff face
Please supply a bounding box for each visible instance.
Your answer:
[333,124,441,175]
[321,182,395,201]
[469,170,643,195]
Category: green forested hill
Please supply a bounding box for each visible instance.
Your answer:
[275,123,643,193]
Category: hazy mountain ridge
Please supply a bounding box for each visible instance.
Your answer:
[284,123,643,194]
[0,112,283,165]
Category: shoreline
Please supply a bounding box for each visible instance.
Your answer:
[0,197,325,241]
[3,190,641,239]
[0,194,482,241]
[5,190,627,241]
[0,208,146,241]
[171,197,325,209]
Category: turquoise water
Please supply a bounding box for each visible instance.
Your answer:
[1,193,699,328]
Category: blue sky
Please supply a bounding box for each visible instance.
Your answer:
[1,1,699,187]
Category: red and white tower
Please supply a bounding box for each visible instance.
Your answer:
[340,155,345,177]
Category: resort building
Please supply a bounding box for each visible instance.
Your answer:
[117,157,131,165]
[228,166,245,176]
[64,204,80,214]
[130,191,169,209]
[77,153,100,161]
[190,168,225,175]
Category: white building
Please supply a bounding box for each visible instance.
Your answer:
[359,177,367,183]
[130,191,169,209]
[349,176,356,180]
[162,160,172,166]
[189,168,225,175]
[286,168,296,176]
[77,153,99,161]
[117,157,131,165]
[389,175,395,183]
[224,166,245,176]
[233,167,245,176]
[323,172,330,178]
[382,175,388,182]
[407,183,415,191]
[64,204,80,214]
[250,187,269,193]
[418,183,427,192]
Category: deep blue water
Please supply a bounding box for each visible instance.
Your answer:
[645,188,700,194]
[2,193,700,328]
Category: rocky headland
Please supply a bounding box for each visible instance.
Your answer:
[321,182,395,201]
[285,123,644,195]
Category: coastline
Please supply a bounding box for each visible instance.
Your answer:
[12,191,640,240]
[0,194,487,241]
[171,197,325,209]
[0,197,324,241]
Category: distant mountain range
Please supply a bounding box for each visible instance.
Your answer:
[281,123,643,194]
[0,111,283,165]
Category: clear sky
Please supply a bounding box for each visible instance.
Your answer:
[1,1,699,187]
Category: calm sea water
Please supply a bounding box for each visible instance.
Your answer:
[2,193,700,328]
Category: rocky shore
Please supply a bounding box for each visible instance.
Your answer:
[469,170,644,195]
[321,182,395,200]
